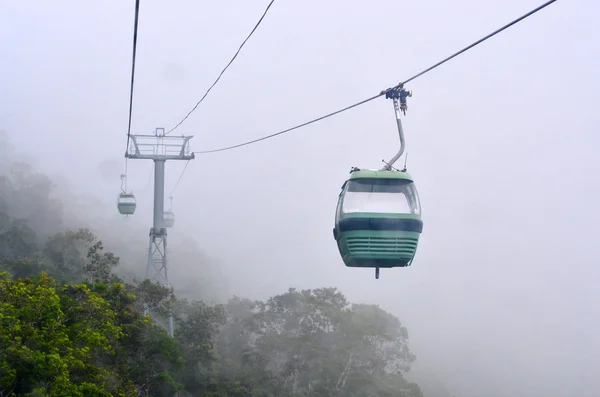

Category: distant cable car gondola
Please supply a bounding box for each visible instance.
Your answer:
[163,211,175,228]
[117,174,137,216]
[163,196,175,228]
[333,86,423,279]
[118,193,137,215]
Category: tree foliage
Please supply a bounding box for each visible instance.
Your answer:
[0,271,181,396]
[213,288,421,397]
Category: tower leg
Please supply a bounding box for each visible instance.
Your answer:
[163,235,174,338]
[144,229,153,316]
[145,229,154,280]
[144,228,173,336]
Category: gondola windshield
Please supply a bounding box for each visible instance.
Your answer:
[342,178,421,215]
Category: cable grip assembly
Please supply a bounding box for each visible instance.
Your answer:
[383,84,412,115]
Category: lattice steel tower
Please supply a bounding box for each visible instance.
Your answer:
[125,127,195,337]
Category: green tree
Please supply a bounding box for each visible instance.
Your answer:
[0,272,127,396]
[0,161,63,241]
[215,287,423,397]
[97,281,183,397]
[43,228,96,283]
[172,298,227,395]
[0,212,38,261]
[0,271,183,397]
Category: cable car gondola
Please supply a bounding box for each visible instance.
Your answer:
[333,86,423,279]
[118,193,137,215]
[163,196,175,228]
[163,211,175,228]
[117,174,136,216]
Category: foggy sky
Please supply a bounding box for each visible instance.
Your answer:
[2,0,599,396]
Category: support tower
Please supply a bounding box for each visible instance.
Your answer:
[125,128,195,337]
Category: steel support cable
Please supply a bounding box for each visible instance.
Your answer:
[195,95,382,154]
[141,166,154,193]
[166,0,276,135]
[194,0,558,155]
[125,0,141,154]
[169,160,190,197]
[122,0,141,192]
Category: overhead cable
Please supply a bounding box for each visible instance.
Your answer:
[194,0,558,155]
[166,0,277,135]
[126,0,141,153]
[169,160,191,197]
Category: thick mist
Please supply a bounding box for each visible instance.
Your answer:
[2,0,599,396]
